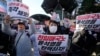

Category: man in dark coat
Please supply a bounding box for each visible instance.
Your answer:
[0,21,11,55]
[71,29,97,56]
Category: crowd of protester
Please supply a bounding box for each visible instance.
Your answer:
[0,13,100,56]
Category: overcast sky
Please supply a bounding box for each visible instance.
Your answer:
[23,0,50,16]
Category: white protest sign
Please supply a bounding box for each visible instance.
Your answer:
[35,34,69,54]
[7,1,29,19]
[76,13,100,31]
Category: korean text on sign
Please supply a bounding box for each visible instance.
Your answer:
[76,13,100,31]
[35,34,69,54]
[7,1,29,19]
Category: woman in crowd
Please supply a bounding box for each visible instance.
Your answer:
[31,20,72,56]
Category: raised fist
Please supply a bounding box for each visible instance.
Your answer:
[4,15,11,24]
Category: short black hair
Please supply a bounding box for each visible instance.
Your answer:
[50,20,60,25]
[18,22,25,25]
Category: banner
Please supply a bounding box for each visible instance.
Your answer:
[7,1,29,19]
[76,13,100,31]
[35,34,69,54]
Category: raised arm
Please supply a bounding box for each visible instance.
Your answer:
[2,15,16,36]
[28,18,36,35]
[72,31,80,43]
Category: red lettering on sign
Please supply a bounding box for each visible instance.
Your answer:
[38,35,66,41]
[56,36,65,41]
[38,35,42,40]
[20,4,28,9]
[9,3,20,6]
[77,13,100,20]
[9,2,28,9]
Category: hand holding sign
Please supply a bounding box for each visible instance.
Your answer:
[39,50,47,56]
[4,15,11,24]
[28,18,33,24]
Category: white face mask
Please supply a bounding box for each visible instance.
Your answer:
[49,26,57,33]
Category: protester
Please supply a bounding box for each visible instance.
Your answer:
[43,19,51,33]
[43,19,70,34]
[46,20,71,56]
[44,20,61,34]
[70,27,97,56]
[30,19,71,56]
[10,19,21,30]
[0,15,11,56]
[30,34,41,56]
[2,15,36,56]
[29,17,51,56]
[93,30,100,56]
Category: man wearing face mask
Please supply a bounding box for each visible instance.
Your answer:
[2,15,36,56]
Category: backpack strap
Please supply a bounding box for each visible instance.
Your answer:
[14,31,30,38]
[25,31,30,37]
